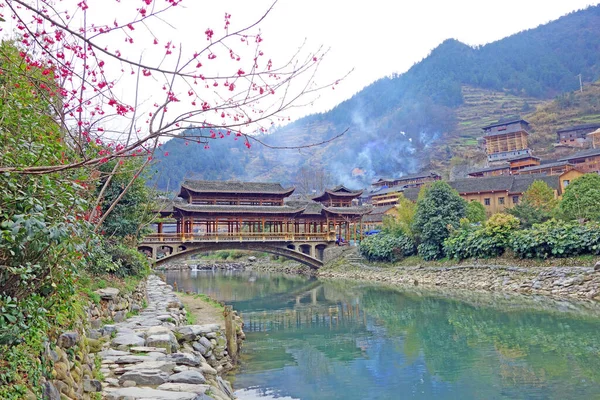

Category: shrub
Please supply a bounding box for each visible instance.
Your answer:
[560,174,600,221]
[104,243,150,277]
[510,220,600,259]
[444,213,520,260]
[466,201,486,224]
[359,232,416,262]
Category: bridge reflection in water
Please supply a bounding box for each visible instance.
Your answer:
[244,287,368,334]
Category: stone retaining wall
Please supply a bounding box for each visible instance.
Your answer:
[42,281,148,400]
[319,264,600,301]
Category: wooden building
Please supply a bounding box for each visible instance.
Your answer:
[372,172,441,189]
[449,171,581,215]
[362,205,398,231]
[557,148,600,174]
[515,161,576,176]
[481,119,533,163]
[157,180,371,243]
[366,172,440,205]
[556,123,600,148]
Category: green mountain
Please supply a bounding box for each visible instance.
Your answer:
[150,5,600,192]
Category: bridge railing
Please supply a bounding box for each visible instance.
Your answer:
[142,232,336,243]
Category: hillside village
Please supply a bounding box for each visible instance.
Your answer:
[361,118,600,229]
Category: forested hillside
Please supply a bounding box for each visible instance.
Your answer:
[151,5,600,192]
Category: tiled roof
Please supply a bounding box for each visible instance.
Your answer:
[482,118,528,130]
[324,206,372,216]
[449,175,559,195]
[362,205,395,222]
[180,180,294,195]
[173,204,305,214]
[510,175,559,193]
[285,200,324,215]
[450,176,515,194]
[403,188,421,202]
[558,148,600,161]
[374,171,440,184]
[517,161,572,173]
[154,197,185,213]
[468,164,510,175]
[557,123,600,133]
[313,186,363,200]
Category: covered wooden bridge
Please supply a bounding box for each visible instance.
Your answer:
[139,181,371,269]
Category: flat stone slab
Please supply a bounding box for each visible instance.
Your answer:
[130,346,167,353]
[160,353,200,367]
[118,369,169,386]
[120,361,176,373]
[175,325,220,342]
[104,387,199,400]
[157,383,210,394]
[99,349,131,357]
[168,370,206,384]
[112,334,146,348]
[114,355,158,364]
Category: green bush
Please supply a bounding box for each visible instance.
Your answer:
[466,201,486,224]
[509,220,600,259]
[360,232,416,262]
[104,243,150,277]
[444,213,519,260]
[559,174,600,221]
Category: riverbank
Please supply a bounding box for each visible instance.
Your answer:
[98,275,244,400]
[317,248,600,301]
[188,249,600,302]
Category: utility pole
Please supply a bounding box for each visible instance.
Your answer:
[576,74,583,93]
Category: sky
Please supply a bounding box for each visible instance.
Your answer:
[209,0,598,121]
[4,0,598,135]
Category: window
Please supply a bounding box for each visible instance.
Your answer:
[512,196,519,204]
[498,197,505,205]
[563,180,570,187]
[484,198,491,206]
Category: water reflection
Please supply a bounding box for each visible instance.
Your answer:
[165,270,600,400]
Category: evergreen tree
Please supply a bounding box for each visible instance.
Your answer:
[413,181,467,260]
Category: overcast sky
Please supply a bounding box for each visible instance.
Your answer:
[198,0,597,120]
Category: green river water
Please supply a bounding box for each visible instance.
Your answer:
[165,269,600,400]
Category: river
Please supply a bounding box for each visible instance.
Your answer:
[165,269,600,400]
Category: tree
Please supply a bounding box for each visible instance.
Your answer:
[507,180,556,227]
[413,181,467,260]
[560,174,600,221]
[383,193,416,238]
[522,180,557,212]
[465,201,486,224]
[1,0,345,177]
[96,158,157,240]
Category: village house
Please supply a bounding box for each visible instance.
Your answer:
[449,170,582,215]
[366,171,441,206]
[481,119,534,164]
[557,147,600,174]
[362,205,398,231]
[556,123,600,148]
[399,171,584,216]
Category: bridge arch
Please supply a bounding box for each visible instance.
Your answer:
[146,242,325,269]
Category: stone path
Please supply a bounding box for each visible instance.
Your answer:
[98,275,235,400]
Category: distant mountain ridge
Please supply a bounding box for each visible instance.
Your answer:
[151,5,600,192]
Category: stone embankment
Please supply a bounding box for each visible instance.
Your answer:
[96,275,243,400]
[319,262,600,301]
